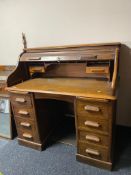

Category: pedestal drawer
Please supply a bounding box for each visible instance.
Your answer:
[17,129,36,142]
[10,93,33,107]
[78,130,109,147]
[13,107,35,120]
[15,116,38,142]
[15,117,35,131]
[77,115,110,134]
[78,141,109,161]
[76,97,113,120]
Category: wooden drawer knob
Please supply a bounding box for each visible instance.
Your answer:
[84,105,100,112]
[23,133,32,139]
[85,135,100,142]
[18,110,29,115]
[20,122,31,127]
[85,148,100,156]
[84,120,100,128]
[15,98,26,103]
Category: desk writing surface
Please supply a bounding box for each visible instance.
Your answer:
[8,78,115,100]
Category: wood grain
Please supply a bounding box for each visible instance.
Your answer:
[7,78,116,100]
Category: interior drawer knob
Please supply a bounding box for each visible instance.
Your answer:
[84,120,100,128]
[84,105,100,112]
[20,122,31,127]
[85,148,100,156]
[23,133,32,139]
[15,98,26,103]
[85,135,100,142]
[18,110,29,115]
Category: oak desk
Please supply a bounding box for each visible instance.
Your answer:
[7,42,120,170]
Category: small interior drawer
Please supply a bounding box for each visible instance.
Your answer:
[29,65,45,76]
[86,66,109,74]
[85,60,110,79]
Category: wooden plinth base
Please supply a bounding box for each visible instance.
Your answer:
[76,154,112,170]
[18,138,43,151]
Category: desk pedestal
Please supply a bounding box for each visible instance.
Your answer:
[10,92,115,170]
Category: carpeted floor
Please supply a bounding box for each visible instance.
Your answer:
[0,126,130,175]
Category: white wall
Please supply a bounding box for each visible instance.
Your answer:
[0,0,131,65]
[0,0,131,126]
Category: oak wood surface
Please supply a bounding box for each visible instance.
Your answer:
[7,78,116,100]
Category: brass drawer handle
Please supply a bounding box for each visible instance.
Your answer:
[23,133,32,139]
[84,121,100,128]
[20,122,31,127]
[85,148,100,156]
[15,98,26,103]
[84,105,100,112]
[18,110,29,115]
[85,135,100,142]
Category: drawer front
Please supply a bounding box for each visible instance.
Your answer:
[76,98,112,120]
[13,106,35,120]
[86,66,109,74]
[78,141,109,161]
[17,129,36,142]
[77,115,109,134]
[15,117,35,132]
[10,93,33,107]
[78,130,109,147]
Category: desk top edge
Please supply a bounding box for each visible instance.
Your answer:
[24,42,121,52]
[6,78,116,100]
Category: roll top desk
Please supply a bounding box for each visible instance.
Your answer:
[7,42,120,170]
